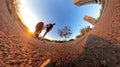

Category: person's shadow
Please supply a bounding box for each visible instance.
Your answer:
[55,34,120,67]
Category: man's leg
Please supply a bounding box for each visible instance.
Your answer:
[33,31,39,38]
[34,26,40,37]
[43,31,48,39]
[33,30,41,38]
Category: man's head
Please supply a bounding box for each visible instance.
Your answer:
[52,23,56,25]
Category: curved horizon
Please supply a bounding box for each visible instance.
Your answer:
[19,0,101,40]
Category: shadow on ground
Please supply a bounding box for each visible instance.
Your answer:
[54,34,120,67]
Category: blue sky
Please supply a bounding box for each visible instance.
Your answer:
[19,0,101,40]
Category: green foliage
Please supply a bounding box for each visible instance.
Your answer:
[69,39,74,41]
[76,26,91,39]
[80,26,91,35]
[7,0,20,12]
[13,0,21,12]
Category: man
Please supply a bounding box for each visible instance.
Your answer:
[33,22,44,38]
[42,23,55,39]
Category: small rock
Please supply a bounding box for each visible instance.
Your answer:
[28,60,32,64]
[116,54,120,62]
[117,37,120,41]
[9,60,21,65]
[100,60,106,66]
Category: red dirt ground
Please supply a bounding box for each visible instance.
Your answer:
[0,0,120,67]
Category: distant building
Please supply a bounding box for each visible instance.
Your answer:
[84,15,96,26]
[73,0,102,6]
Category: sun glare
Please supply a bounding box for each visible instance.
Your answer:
[19,0,39,33]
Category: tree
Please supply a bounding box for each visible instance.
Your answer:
[58,26,72,40]
[75,26,91,39]
[80,26,91,36]
[13,0,21,12]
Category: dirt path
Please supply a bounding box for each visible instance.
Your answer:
[0,0,120,67]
